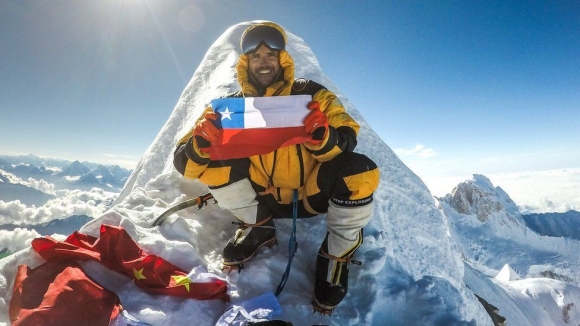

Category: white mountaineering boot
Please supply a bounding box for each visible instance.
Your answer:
[313,200,374,314]
[210,179,276,270]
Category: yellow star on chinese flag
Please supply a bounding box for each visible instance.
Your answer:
[133,268,147,280]
[172,275,192,292]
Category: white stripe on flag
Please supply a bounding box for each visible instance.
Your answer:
[244,95,311,128]
[243,98,267,128]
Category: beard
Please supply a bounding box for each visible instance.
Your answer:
[249,64,281,89]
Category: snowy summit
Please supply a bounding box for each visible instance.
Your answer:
[109,20,484,324]
[2,21,580,326]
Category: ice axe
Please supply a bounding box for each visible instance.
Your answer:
[151,192,216,227]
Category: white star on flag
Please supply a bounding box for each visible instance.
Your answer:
[220,107,233,120]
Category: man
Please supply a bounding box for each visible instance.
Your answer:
[173,21,380,313]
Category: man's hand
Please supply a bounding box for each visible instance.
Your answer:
[303,101,328,144]
[193,111,222,149]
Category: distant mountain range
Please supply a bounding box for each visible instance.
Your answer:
[523,210,580,240]
[0,154,132,195]
[0,154,130,259]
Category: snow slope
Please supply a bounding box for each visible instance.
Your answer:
[440,175,580,284]
[443,175,580,325]
[464,263,580,326]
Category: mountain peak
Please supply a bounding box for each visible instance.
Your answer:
[471,174,496,191]
[59,160,90,176]
[106,21,487,324]
[442,174,523,225]
[495,263,521,282]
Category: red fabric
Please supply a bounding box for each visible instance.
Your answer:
[9,260,121,326]
[209,126,310,160]
[31,224,229,301]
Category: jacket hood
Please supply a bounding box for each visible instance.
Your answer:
[236,22,294,96]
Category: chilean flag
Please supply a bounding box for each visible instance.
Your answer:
[208,95,312,160]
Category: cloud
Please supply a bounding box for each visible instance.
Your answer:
[0,228,40,253]
[394,144,438,159]
[0,170,22,184]
[0,170,56,195]
[102,153,138,169]
[488,168,580,214]
[0,188,116,225]
[25,177,56,195]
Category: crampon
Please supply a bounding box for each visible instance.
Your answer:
[221,236,277,273]
[221,262,244,273]
[312,300,334,315]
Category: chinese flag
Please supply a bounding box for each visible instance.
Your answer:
[30,224,229,301]
[9,259,121,326]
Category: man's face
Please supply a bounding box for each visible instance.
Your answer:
[247,44,282,89]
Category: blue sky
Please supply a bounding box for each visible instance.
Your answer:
[1,0,579,196]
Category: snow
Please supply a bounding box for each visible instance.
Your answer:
[1,20,580,325]
[495,264,520,282]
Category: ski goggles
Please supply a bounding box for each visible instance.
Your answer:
[241,25,285,54]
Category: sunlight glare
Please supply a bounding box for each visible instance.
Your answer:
[178,5,205,32]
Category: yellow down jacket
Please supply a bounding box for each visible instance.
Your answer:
[174,47,365,205]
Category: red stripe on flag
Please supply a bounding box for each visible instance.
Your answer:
[209,126,310,160]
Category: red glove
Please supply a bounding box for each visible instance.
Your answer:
[303,101,328,144]
[193,111,222,149]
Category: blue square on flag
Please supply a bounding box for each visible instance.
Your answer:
[211,98,245,128]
